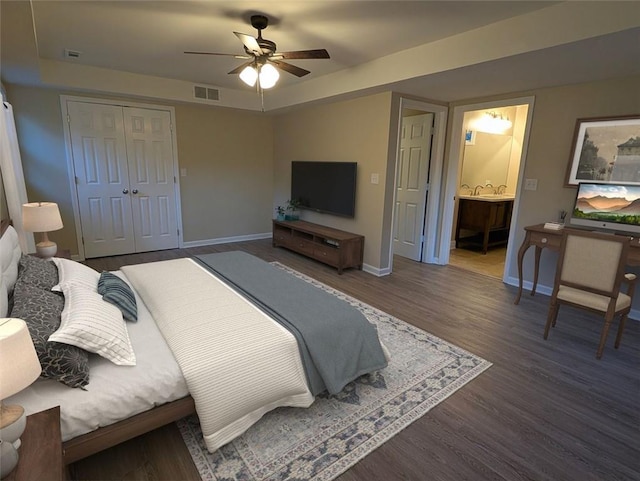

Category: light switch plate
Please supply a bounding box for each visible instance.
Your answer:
[371,173,379,184]
[524,178,538,190]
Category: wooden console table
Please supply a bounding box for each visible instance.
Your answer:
[273,220,364,274]
[514,223,640,304]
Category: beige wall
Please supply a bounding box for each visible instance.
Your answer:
[4,85,75,251]
[273,92,394,270]
[5,75,640,286]
[174,103,274,242]
[4,84,274,255]
[453,76,640,288]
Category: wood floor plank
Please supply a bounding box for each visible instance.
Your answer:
[69,240,640,481]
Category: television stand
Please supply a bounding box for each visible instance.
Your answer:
[272,220,364,274]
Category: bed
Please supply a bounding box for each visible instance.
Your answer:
[0,221,388,464]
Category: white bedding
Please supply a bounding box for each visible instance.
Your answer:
[122,258,315,452]
[5,271,189,441]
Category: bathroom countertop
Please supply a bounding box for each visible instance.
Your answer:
[458,194,515,202]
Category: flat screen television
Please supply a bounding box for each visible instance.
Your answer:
[569,182,640,235]
[291,161,357,218]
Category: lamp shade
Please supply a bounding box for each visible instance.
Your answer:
[22,202,63,233]
[239,65,258,87]
[0,318,41,400]
[258,63,279,89]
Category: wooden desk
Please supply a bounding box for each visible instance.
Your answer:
[514,224,640,304]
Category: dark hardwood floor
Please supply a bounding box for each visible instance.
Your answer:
[70,239,640,481]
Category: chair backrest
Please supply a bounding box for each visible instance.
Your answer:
[555,229,631,298]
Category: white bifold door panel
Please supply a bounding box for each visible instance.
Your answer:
[393,113,434,261]
[67,101,179,258]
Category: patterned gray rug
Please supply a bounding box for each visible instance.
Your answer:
[178,263,491,481]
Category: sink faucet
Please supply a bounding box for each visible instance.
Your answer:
[497,184,508,194]
[460,183,473,195]
[473,184,484,196]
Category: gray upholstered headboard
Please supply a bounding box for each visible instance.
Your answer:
[0,222,22,317]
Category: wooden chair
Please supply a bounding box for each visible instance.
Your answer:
[544,229,636,359]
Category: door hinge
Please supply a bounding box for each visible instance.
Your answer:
[177,229,180,236]
[67,114,71,124]
[75,176,79,184]
[81,237,84,245]
[174,176,176,183]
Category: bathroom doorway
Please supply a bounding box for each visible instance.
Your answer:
[439,97,535,281]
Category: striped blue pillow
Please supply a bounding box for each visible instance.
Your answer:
[97,272,138,322]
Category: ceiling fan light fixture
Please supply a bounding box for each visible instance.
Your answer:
[239,65,258,87]
[258,63,279,89]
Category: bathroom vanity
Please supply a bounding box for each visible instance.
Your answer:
[455,195,514,254]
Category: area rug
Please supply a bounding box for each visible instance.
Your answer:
[178,263,492,481]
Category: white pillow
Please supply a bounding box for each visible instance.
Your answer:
[49,282,136,366]
[51,257,100,292]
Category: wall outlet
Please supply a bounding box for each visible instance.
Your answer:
[371,173,379,184]
[524,178,538,191]
[180,168,187,177]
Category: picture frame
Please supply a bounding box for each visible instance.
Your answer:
[464,129,476,145]
[565,114,640,186]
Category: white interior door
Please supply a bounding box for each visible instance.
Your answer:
[68,101,136,258]
[393,113,434,260]
[123,107,178,253]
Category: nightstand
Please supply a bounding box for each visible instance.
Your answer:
[4,406,63,481]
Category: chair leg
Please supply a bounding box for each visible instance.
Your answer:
[615,313,628,349]
[596,312,615,359]
[544,301,559,340]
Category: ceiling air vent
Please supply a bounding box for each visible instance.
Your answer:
[64,49,82,59]
[194,85,219,102]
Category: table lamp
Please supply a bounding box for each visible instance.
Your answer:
[0,318,42,478]
[22,202,64,259]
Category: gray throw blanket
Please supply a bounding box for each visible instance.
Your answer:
[195,251,388,395]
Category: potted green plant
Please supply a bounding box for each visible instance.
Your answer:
[285,199,300,221]
[275,205,286,221]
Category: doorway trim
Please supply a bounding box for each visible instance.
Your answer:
[386,97,448,274]
[60,95,184,260]
[438,95,536,281]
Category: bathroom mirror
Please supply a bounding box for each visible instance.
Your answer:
[460,132,513,190]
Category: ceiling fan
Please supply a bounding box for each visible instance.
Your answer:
[184,14,330,89]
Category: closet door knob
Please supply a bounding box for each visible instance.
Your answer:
[122,189,129,194]
[132,189,138,194]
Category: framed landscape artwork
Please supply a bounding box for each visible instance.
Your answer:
[565,114,640,186]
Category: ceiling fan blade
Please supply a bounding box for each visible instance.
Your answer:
[269,60,310,78]
[278,49,330,60]
[184,51,249,59]
[234,32,263,56]
[228,61,254,75]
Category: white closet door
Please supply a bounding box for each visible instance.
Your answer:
[68,101,135,257]
[123,107,178,253]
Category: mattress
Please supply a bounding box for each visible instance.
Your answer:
[5,271,189,442]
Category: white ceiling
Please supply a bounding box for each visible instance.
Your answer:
[1,1,639,111]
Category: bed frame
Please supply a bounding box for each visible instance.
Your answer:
[62,396,195,464]
[0,220,197,465]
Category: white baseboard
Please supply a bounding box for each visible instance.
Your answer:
[182,232,272,248]
[363,264,391,277]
